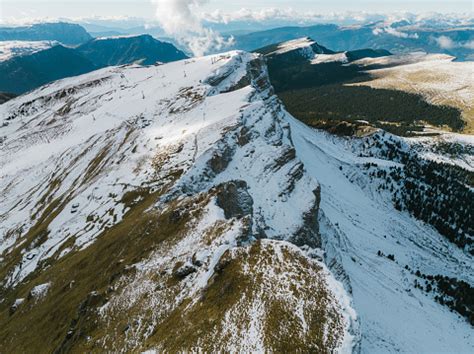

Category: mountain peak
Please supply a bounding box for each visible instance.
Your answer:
[78,34,188,66]
[257,36,334,57]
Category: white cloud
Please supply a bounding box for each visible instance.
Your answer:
[203,8,391,25]
[201,9,473,29]
[434,35,474,50]
[205,7,314,23]
[463,40,474,49]
[372,26,419,39]
[435,35,456,49]
[151,0,233,56]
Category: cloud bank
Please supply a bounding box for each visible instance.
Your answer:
[372,27,419,39]
[434,35,474,50]
[203,8,472,27]
[151,0,232,56]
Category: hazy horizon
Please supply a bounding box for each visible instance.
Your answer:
[1,0,472,25]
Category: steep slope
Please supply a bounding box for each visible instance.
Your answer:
[255,37,392,92]
[0,45,97,94]
[255,37,391,65]
[77,34,188,67]
[0,52,356,352]
[0,23,92,45]
[288,118,474,352]
[256,37,335,58]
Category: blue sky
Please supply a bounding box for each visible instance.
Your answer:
[1,0,472,23]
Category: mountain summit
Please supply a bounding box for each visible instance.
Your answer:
[77,34,188,67]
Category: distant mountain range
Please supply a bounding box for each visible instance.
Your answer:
[0,19,471,97]
[227,23,474,61]
[259,37,470,136]
[0,45,96,94]
[0,35,188,94]
[0,23,92,46]
[1,20,472,61]
[72,18,474,61]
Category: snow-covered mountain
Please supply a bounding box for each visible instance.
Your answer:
[0,36,187,95]
[256,37,390,64]
[228,22,474,61]
[0,50,472,352]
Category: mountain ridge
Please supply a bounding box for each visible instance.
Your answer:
[228,23,474,61]
[0,35,188,94]
[0,22,92,45]
[0,49,472,352]
[77,34,188,67]
[0,51,357,352]
[0,44,97,94]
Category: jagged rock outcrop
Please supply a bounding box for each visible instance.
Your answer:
[215,180,253,220]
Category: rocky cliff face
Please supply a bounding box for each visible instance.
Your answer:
[0,51,356,352]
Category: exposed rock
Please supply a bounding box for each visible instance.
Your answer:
[9,298,24,316]
[215,180,253,220]
[268,146,296,172]
[290,187,321,248]
[207,144,235,175]
[173,262,197,279]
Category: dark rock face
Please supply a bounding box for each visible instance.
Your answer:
[207,144,235,175]
[290,187,321,248]
[0,92,16,104]
[345,48,392,62]
[224,56,273,96]
[216,181,254,220]
[173,263,197,279]
[271,146,296,171]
